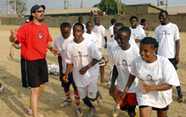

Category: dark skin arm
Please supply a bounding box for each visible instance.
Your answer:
[47,42,58,55]
[63,63,73,83]
[58,56,63,81]
[79,59,99,75]
[104,36,108,48]
[140,83,172,94]
[117,74,136,104]
[109,65,118,96]
[175,40,180,64]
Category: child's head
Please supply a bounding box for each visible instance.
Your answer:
[130,16,138,28]
[140,19,146,26]
[111,18,117,25]
[94,17,100,25]
[159,10,168,25]
[78,16,84,24]
[86,21,93,32]
[116,27,131,49]
[140,37,158,63]
[73,23,84,40]
[113,23,124,37]
[60,22,71,39]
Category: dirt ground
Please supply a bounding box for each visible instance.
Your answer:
[0,25,186,117]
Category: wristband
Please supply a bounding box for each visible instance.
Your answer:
[50,47,53,51]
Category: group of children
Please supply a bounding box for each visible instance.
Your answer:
[9,10,183,117]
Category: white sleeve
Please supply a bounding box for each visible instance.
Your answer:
[130,59,137,76]
[109,51,114,66]
[65,46,73,64]
[109,26,113,36]
[102,27,106,37]
[174,25,180,41]
[162,58,180,87]
[106,41,111,54]
[140,28,146,39]
[153,29,159,42]
[53,38,57,50]
[90,42,102,60]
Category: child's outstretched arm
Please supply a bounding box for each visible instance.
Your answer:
[79,59,99,75]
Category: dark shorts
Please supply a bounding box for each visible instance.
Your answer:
[169,58,178,70]
[21,58,48,88]
[61,72,76,89]
[139,105,169,111]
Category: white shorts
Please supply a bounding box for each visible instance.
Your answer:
[77,83,98,99]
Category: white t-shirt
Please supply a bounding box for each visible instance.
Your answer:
[65,39,102,87]
[109,25,114,36]
[107,37,118,54]
[153,22,180,58]
[110,45,140,93]
[83,32,98,48]
[131,55,180,108]
[94,25,107,48]
[138,24,144,29]
[54,34,73,73]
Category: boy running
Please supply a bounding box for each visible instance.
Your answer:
[53,22,82,117]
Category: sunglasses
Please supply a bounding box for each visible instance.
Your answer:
[35,10,45,13]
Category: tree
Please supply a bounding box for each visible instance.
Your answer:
[9,0,27,17]
[97,0,126,15]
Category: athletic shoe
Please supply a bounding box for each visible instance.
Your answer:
[75,107,83,117]
[99,59,105,66]
[107,80,111,88]
[102,57,109,65]
[112,104,120,117]
[27,109,43,117]
[87,106,96,117]
[135,106,139,117]
[178,95,184,102]
[59,100,71,108]
[96,91,103,106]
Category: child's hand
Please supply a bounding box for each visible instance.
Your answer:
[140,84,151,94]
[62,74,69,83]
[79,66,88,75]
[10,28,18,39]
[117,92,126,104]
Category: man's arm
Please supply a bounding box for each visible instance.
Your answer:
[175,40,180,64]
[79,59,99,75]
[47,42,58,55]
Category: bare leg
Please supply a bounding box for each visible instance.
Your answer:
[100,66,108,83]
[157,110,167,117]
[139,106,152,117]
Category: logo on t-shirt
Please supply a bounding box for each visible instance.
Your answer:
[145,74,160,82]
[159,30,170,36]
[117,59,132,67]
[73,51,88,58]
[38,31,44,39]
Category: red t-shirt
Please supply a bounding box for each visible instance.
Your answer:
[16,21,53,60]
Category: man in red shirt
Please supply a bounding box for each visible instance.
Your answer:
[9,4,58,117]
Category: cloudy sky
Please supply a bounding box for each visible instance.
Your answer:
[0,0,186,15]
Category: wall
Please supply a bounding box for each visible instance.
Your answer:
[1,14,186,31]
[126,6,148,15]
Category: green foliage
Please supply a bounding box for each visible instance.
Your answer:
[98,0,126,15]
[9,0,27,17]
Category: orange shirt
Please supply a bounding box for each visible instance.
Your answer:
[16,21,52,60]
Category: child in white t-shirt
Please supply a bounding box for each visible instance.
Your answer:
[94,17,108,84]
[118,37,180,117]
[153,10,183,102]
[63,23,103,117]
[83,21,98,48]
[109,27,140,117]
[108,18,117,38]
[129,16,146,47]
[54,22,83,116]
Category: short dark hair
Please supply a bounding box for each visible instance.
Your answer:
[94,17,100,21]
[111,18,117,25]
[160,10,169,16]
[140,19,146,23]
[86,21,93,26]
[130,16,138,22]
[114,23,124,30]
[73,23,84,31]
[60,22,71,29]
[140,37,159,49]
[78,16,84,21]
[118,26,131,38]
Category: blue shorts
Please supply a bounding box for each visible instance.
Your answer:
[61,72,76,89]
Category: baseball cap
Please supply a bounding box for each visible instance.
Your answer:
[30,4,46,14]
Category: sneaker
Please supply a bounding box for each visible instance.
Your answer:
[112,104,120,117]
[102,57,109,65]
[27,109,43,117]
[178,95,184,102]
[87,106,96,117]
[135,106,138,117]
[99,59,105,66]
[96,91,103,106]
[75,107,83,117]
[107,80,111,88]
[60,100,71,108]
